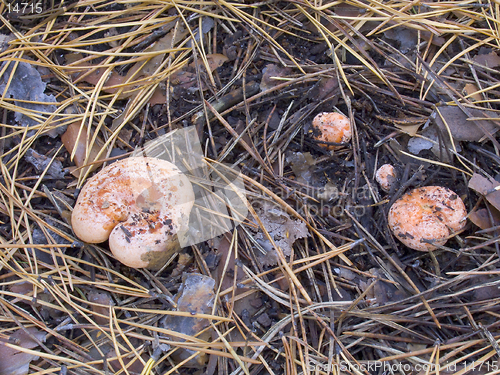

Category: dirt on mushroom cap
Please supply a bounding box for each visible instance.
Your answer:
[71,157,195,269]
[376,164,397,192]
[388,186,467,251]
[311,112,352,150]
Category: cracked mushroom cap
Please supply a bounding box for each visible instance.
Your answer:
[311,112,352,150]
[388,186,467,251]
[72,157,195,269]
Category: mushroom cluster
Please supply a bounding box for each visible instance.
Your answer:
[388,186,467,251]
[72,157,194,269]
[311,112,352,150]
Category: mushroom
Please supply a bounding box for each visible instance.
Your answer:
[311,112,351,150]
[388,186,467,251]
[375,164,397,192]
[71,157,195,269]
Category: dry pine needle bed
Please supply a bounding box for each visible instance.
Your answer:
[1,1,500,374]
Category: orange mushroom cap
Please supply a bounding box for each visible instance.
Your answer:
[311,112,351,150]
[376,164,397,192]
[388,186,467,251]
[71,157,194,269]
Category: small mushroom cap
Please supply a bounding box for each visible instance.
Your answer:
[376,164,397,192]
[72,157,195,269]
[311,112,351,150]
[388,186,467,251]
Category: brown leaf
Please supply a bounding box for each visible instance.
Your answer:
[208,53,228,71]
[88,291,114,325]
[468,173,500,212]
[434,105,500,142]
[384,27,418,51]
[170,70,202,90]
[260,64,292,91]
[78,67,126,94]
[189,54,228,73]
[324,5,363,32]
[472,51,500,68]
[216,235,246,293]
[395,123,422,137]
[469,207,500,230]
[472,276,500,300]
[0,327,46,375]
[61,121,104,176]
[365,268,408,306]
[148,87,166,105]
[463,83,482,101]
[316,77,339,101]
[76,25,189,98]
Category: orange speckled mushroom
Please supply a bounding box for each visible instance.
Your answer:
[388,186,467,251]
[376,164,397,192]
[311,112,351,150]
[72,157,194,269]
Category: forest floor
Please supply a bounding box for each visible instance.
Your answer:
[1,1,500,374]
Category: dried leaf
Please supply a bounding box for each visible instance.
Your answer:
[362,268,407,306]
[324,5,363,32]
[260,64,292,91]
[161,273,215,368]
[61,121,104,176]
[148,87,167,105]
[473,277,500,300]
[468,173,500,212]
[407,136,433,155]
[420,30,445,46]
[287,152,315,183]
[394,123,422,137]
[207,53,228,71]
[469,207,500,230]
[77,25,189,97]
[24,148,66,179]
[316,77,339,101]
[88,291,114,325]
[0,61,60,137]
[384,27,418,51]
[0,327,46,375]
[64,53,84,64]
[463,83,482,101]
[377,115,427,137]
[189,54,228,72]
[79,67,126,94]
[253,202,309,266]
[472,51,500,68]
[216,235,245,292]
[9,281,33,295]
[434,105,500,142]
[171,70,201,90]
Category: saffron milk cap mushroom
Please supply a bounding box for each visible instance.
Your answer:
[311,112,352,150]
[376,164,397,192]
[388,186,467,251]
[72,157,195,269]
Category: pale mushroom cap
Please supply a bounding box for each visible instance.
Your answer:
[72,157,195,269]
[376,164,397,192]
[388,186,467,251]
[311,112,351,150]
